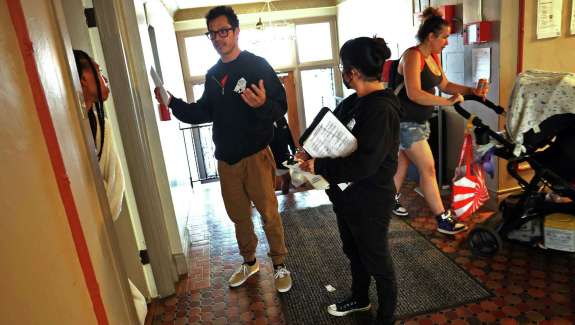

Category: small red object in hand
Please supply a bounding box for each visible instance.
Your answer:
[159,103,171,121]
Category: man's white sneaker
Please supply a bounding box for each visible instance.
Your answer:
[228,261,259,288]
[273,265,292,293]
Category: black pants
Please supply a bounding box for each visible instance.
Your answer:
[333,200,397,324]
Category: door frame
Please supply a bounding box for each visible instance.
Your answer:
[50,0,140,322]
[91,0,180,297]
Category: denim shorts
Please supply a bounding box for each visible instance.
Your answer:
[399,121,430,150]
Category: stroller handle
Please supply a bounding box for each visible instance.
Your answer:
[453,98,515,150]
[460,95,505,115]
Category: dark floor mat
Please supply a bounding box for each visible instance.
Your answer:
[279,205,492,324]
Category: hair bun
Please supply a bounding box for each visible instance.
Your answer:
[420,7,442,22]
[371,37,391,62]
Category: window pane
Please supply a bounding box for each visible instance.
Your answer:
[185,36,218,77]
[240,27,295,68]
[192,84,205,101]
[296,23,332,63]
[301,68,336,127]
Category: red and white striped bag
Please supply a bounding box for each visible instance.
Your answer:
[451,132,489,220]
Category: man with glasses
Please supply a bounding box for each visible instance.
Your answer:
[154,5,292,293]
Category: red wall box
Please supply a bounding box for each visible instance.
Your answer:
[464,21,493,44]
[441,5,457,33]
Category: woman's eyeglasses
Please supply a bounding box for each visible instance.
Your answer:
[205,27,234,40]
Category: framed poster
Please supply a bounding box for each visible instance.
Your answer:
[537,0,563,39]
[471,48,491,83]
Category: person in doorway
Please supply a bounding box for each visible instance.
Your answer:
[298,37,401,325]
[154,6,292,292]
[392,7,490,235]
[73,50,148,324]
[269,116,297,194]
[73,50,124,218]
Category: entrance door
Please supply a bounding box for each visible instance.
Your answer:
[279,71,300,146]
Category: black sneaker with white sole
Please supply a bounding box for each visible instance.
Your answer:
[436,210,467,235]
[392,193,409,217]
[327,298,371,317]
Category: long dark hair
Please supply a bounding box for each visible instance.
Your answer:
[73,49,105,160]
[339,37,391,81]
[416,7,449,43]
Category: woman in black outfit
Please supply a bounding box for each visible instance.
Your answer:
[299,37,402,325]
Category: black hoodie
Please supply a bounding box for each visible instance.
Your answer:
[314,89,402,206]
[169,51,287,165]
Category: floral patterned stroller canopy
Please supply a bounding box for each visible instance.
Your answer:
[506,70,575,155]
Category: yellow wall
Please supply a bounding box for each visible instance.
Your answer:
[523,0,575,73]
[498,0,573,194]
[0,1,97,323]
[501,0,575,107]
[0,0,135,323]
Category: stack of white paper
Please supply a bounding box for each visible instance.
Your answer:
[302,110,357,158]
[294,108,358,191]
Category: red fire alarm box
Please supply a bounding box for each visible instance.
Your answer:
[441,5,457,33]
[464,21,492,44]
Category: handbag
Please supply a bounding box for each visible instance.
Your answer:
[451,132,489,220]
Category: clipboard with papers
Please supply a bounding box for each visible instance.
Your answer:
[290,107,357,191]
[299,107,357,159]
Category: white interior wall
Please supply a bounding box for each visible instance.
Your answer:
[143,0,193,268]
[129,0,187,276]
[337,0,415,57]
[60,0,157,299]
[336,0,415,97]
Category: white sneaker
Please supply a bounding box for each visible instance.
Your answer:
[228,261,259,288]
[327,298,371,317]
[392,193,409,217]
[273,265,292,293]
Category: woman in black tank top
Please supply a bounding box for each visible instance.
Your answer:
[392,7,490,235]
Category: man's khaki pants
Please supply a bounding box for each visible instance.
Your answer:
[217,147,288,265]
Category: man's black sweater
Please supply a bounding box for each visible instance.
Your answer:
[169,51,287,165]
[314,89,402,205]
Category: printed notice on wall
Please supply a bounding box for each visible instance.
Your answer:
[537,0,563,39]
[471,48,491,84]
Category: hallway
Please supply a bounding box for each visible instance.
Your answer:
[147,183,574,325]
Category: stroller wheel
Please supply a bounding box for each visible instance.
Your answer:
[468,225,503,257]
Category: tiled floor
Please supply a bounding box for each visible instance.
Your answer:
[147,182,574,325]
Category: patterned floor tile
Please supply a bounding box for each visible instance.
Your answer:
[146,182,574,324]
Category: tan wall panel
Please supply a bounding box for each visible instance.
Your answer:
[0,0,136,323]
[497,0,521,194]
[0,1,97,324]
[498,0,573,195]
[20,0,135,323]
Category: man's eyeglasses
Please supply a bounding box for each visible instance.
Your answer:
[205,27,234,40]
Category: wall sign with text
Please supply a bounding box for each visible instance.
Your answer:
[537,0,563,39]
